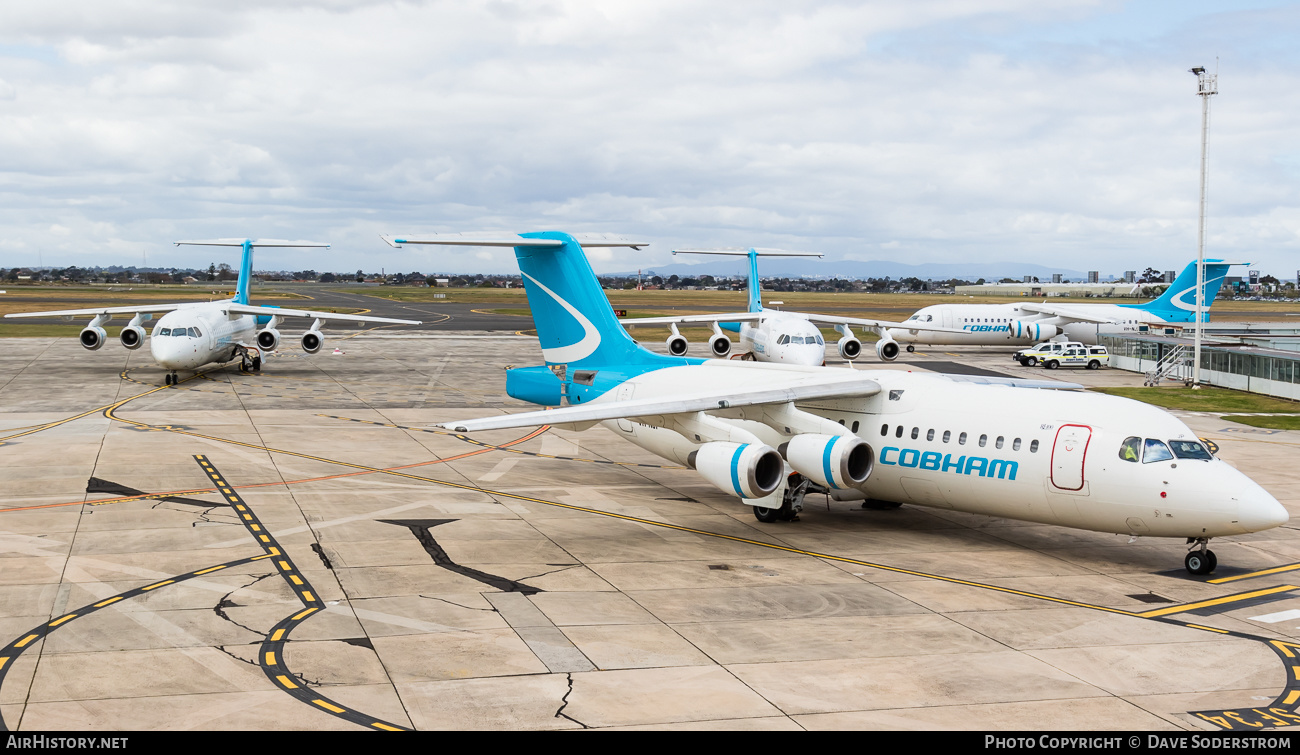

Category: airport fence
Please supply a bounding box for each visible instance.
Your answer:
[1101,335,1300,401]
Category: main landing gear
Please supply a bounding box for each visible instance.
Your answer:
[1185,537,1217,575]
[236,347,263,373]
[906,345,916,353]
[753,473,810,523]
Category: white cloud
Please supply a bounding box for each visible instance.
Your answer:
[0,1,1296,276]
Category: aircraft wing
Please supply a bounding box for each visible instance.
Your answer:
[939,375,1083,390]
[1015,303,1123,325]
[4,303,189,319]
[223,304,421,326]
[440,372,884,432]
[618,312,764,326]
[801,313,968,334]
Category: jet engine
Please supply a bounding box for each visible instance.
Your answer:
[119,325,146,350]
[780,434,873,490]
[837,335,862,360]
[1009,320,1060,341]
[79,326,107,351]
[301,330,323,354]
[666,334,689,356]
[256,328,281,352]
[875,338,900,362]
[687,441,784,499]
[709,332,731,358]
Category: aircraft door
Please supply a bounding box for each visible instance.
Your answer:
[1050,424,1091,491]
[941,309,953,329]
[615,384,635,434]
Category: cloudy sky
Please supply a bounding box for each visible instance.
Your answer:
[0,0,1296,276]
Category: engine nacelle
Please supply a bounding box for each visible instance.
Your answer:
[1009,320,1060,341]
[780,434,873,490]
[79,326,107,351]
[709,333,731,358]
[256,328,281,352]
[666,334,689,356]
[119,325,146,350]
[688,441,784,500]
[875,338,900,362]
[837,336,862,360]
[301,330,323,354]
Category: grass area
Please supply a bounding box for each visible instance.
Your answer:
[1090,386,1300,413]
[1,285,307,299]
[1222,415,1300,430]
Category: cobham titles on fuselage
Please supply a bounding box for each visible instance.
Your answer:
[382,231,1286,576]
[4,239,420,384]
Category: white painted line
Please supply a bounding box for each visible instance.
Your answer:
[1249,609,1300,623]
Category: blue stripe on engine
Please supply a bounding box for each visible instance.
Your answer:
[729,444,746,496]
[822,436,839,489]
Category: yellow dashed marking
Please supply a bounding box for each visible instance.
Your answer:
[292,607,318,620]
[194,565,228,575]
[1287,691,1300,705]
[278,561,291,570]
[0,657,8,670]
[272,629,285,642]
[259,535,270,542]
[14,634,39,648]
[312,699,345,714]
[142,580,174,591]
[290,575,303,586]
[372,723,402,731]
[269,547,281,556]
[243,514,253,520]
[251,524,261,531]
[302,591,316,602]
[276,674,298,689]
[94,596,124,607]
[228,496,240,502]
[48,614,76,627]
[236,505,246,511]
[265,651,276,665]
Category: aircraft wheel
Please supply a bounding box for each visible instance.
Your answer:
[1025,357,1037,367]
[252,357,262,372]
[906,345,915,353]
[1087,360,1100,370]
[753,505,781,523]
[164,374,172,386]
[1045,360,1059,370]
[1185,550,1217,575]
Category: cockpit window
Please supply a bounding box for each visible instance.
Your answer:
[1118,436,1141,463]
[158,328,171,336]
[188,327,201,337]
[815,335,824,345]
[1169,440,1213,461]
[925,315,933,322]
[777,334,789,345]
[907,315,919,321]
[1143,439,1174,464]
[172,329,188,337]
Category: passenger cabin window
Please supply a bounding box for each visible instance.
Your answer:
[1143,439,1174,464]
[895,426,903,438]
[851,421,859,433]
[1118,436,1141,462]
[942,431,951,443]
[911,427,919,440]
[1012,438,1021,451]
[1030,440,1039,453]
[1169,440,1213,461]
[880,424,889,437]
[995,436,1004,449]
[978,434,987,447]
[958,432,967,445]
[926,429,934,441]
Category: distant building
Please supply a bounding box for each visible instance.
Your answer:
[1023,275,1032,283]
[1087,271,1099,283]
[1164,270,1176,283]
[954,282,1144,297]
[1051,273,1062,283]
[1123,270,1136,283]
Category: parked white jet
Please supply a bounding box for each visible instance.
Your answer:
[4,239,420,384]
[888,260,1242,348]
[387,231,1285,575]
[619,248,963,365]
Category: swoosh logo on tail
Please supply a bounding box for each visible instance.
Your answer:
[522,271,602,363]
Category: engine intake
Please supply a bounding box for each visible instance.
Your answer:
[1010,320,1060,341]
[119,325,145,350]
[79,326,107,351]
[709,333,731,358]
[780,434,873,490]
[838,336,862,360]
[256,328,281,352]
[301,330,323,354]
[875,338,900,362]
[666,334,688,356]
[687,441,784,499]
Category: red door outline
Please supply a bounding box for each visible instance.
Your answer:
[1050,424,1092,491]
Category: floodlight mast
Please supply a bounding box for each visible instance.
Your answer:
[1190,65,1217,388]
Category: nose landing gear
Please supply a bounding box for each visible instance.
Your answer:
[164,372,179,386]
[1185,538,1217,575]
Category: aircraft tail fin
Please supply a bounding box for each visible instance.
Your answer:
[672,248,822,313]
[1128,259,1243,322]
[383,233,663,367]
[174,238,330,305]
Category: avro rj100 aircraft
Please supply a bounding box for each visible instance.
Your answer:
[887,259,1240,348]
[5,239,419,384]
[616,248,963,365]
[384,231,1285,575]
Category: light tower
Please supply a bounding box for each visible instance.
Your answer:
[1190,65,1217,387]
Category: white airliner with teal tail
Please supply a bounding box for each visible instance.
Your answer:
[383,231,1285,576]
[5,239,419,384]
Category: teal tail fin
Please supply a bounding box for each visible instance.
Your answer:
[1126,259,1235,322]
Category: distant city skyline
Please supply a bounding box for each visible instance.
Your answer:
[1,2,1296,276]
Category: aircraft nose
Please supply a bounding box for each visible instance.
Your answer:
[1239,485,1289,532]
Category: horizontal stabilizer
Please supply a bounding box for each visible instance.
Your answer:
[439,373,883,433]
[382,233,648,249]
[174,239,330,248]
[673,248,822,257]
[224,304,419,326]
